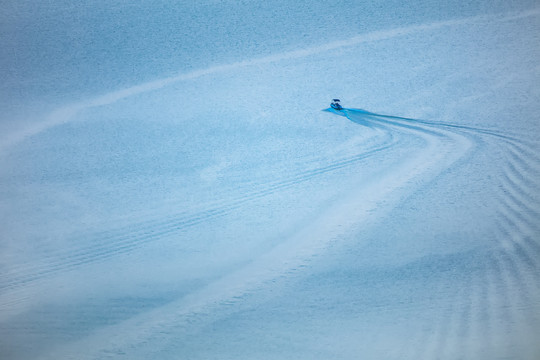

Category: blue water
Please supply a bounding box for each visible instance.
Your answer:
[2,0,537,108]
[1,1,540,359]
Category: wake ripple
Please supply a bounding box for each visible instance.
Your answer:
[341,107,540,359]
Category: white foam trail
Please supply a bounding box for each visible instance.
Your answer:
[40,115,474,359]
[2,7,538,151]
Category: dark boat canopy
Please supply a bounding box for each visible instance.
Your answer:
[332,99,341,102]
[331,99,343,110]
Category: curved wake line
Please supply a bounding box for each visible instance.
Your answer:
[338,107,540,359]
[2,7,539,151]
[39,105,474,360]
[342,108,517,142]
[343,106,539,357]
[0,138,397,294]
